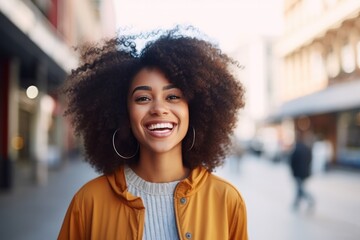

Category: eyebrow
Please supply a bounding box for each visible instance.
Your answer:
[131,84,177,95]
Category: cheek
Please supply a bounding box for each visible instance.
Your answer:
[128,110,143,142]
[180,105,190,127]
[127,104,142,128]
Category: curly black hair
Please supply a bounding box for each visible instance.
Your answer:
[62,26,245,174]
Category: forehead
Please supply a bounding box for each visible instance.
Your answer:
[131,68,170,87]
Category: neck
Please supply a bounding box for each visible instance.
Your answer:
[130,147,189,183]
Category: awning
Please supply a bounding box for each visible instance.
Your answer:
[0,0,78,89]
[268,80,360,122]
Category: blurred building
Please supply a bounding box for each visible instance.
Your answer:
[230,36,281,160]
[270,0,360,168]
[0,0,116,189]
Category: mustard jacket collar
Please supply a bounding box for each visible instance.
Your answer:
[106,166,209,208]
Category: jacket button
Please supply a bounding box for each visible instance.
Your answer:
[180,197,187,204]
[185,232,192,239]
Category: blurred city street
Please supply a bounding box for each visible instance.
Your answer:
[217,154,360,240]
[1,154,360,240]
[1,1,360,240]
[0,159,98,240]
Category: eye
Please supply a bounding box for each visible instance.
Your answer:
[167,95,181,101]
[135,96,151,103]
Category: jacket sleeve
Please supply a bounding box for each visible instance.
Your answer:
[58,194,85,240]
[229,194,248,240]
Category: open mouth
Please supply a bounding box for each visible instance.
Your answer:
[146,122,175,132]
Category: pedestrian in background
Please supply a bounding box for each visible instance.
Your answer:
[58,26,248,239]
[289,131,315,211]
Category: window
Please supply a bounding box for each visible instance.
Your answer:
[310,50,325,82]
[341,42,355,73]
[326,49,340,78]
[337,111,360,165]
[356,41,360,69]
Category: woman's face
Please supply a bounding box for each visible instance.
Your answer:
[127,68,189,155]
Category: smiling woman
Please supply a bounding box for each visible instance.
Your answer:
[127,68,189,167]
[58,26,248,240]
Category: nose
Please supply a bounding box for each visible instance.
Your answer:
[149,99,169,115]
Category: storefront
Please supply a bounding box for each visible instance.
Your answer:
[337,110,360,166]
[269,80,360,167]
[0,2,77,188]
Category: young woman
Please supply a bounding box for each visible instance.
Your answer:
[58,27,248,240]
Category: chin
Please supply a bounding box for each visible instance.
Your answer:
[147,143,182,154]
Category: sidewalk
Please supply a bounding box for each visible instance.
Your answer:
[1,155,359,240]
[0,159,98,240]
[215,154,360,240]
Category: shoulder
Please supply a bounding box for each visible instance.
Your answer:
[203,172,246,205]
[199,172,247,229]
[72,175,111,203]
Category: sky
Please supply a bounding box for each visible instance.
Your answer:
[113,0,284,52]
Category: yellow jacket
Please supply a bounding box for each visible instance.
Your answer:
[58,166,248,240]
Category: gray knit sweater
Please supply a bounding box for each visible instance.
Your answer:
[124,166,180,240]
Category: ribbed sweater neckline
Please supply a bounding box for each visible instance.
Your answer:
[124,165,180,196]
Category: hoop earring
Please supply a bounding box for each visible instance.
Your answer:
[187,126,196,151]
[112,128,139,159]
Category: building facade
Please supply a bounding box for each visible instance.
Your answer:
[0,0,116,189]
[272,0,360,167]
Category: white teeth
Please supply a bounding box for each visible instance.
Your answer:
[148,123,174,130]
